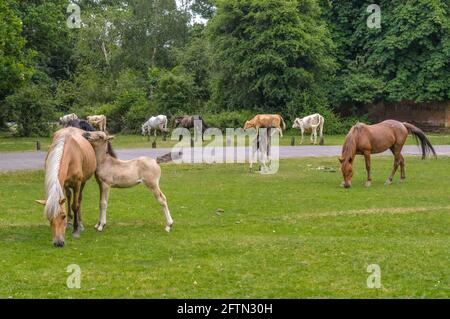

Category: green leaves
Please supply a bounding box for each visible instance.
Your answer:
[208,0,335,113]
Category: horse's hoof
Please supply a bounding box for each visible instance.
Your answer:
[72,231,81,238]
[365,181,372,187]
[79,223,85,231]
[165,225,172,233]
[400,178,406,183]
[384,180,392,186]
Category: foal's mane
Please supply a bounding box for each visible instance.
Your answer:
[107,141,117,159]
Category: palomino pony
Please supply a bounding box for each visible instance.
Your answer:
[292,113,325,145]
[82,131,174,233]
[35,127,96,247]
[340,120,436,188]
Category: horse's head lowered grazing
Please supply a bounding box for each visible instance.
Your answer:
[339,125,361,188]
[36,127,96,247]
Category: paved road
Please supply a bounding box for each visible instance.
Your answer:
[1,145,449,172]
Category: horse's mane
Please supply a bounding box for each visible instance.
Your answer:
[342,123,364,160]
[44,136,66,220]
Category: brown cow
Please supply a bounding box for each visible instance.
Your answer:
[244,114,286,137]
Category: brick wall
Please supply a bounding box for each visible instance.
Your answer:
[364,101,450,131]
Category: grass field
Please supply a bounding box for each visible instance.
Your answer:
[0,156,449,298]
[1,131,449,152]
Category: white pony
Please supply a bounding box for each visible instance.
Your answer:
[292,113,325,145]
[141,115,169,140]
[59,113,78,126]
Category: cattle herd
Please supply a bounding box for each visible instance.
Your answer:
[38,111,435,247]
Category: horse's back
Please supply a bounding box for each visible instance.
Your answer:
[252,114,282,127]
[53,128,97,181]
[363,120,408,153]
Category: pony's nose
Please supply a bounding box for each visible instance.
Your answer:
[53,240,65,248]
[344,184,351,189]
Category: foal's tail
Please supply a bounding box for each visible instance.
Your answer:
[403,122,437,159]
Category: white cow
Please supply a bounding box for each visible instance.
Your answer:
[292,113,325,145]
[141,115,169,141]
[59,113,78,126]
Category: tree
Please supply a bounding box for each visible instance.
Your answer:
[0,0,34,127]
[5,84,55,136]
[322,0,450,108]
[207,0,335,114]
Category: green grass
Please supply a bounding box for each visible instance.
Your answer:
[1,131,449,152]
[0,156,449,298]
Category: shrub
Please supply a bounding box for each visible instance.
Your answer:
[5,84,55,137]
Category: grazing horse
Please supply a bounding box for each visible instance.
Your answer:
[244,114,286,137]
[340,120,436,188]
[59,113,78,126]
[35,127,96,247]
[87,115,107,132]
[173,115,208,141]
[65,119,96,131]
[141,115,169,141]
[82,131,174,233]
[292,113,325,145]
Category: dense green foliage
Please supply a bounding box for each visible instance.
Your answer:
[0,0,448,136]
[322,0,450,108]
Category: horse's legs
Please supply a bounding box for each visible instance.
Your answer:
[77,182,86,231]
[65,186,73,228]
[145,181,173,232]
[95,182,110,232]
[386,147,402,185]
[364,151,372,187]
[300,128,304,144]
[71,182,82,237]
[399,154,406,181]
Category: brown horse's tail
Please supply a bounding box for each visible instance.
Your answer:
[403,122,437,159]
[156,151,182,164]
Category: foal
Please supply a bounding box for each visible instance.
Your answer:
[82,131,173,232]
[340,120,436,188]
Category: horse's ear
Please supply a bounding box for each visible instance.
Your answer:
[35,199,47,206]
[349,157,353,164]
[338,158,343,164]
[59,198,66,205]
[107,135,115,141]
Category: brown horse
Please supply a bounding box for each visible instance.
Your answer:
[173,115,208,141]
[340,120,436,188]
[35,127,97,247]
